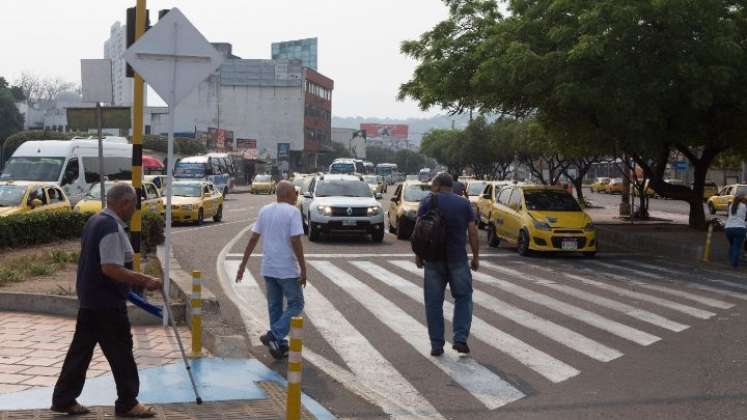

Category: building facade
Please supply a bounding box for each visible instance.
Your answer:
[103,22,133,106]
[331,127,366,159]
[271,38,318,71]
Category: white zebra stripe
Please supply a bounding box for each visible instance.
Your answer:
[627,261,747,297]
[479,262,688,333]
[462,266,660,346]
[356,261,582,382]
[311,260,526,409]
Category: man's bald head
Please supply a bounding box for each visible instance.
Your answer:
[276,180,297,205]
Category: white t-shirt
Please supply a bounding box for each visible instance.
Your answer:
[252,202,304,279]
[725,202,747,229]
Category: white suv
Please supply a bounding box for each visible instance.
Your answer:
[302,174,385,242]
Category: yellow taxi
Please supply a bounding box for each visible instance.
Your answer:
[707,184,747,214]
[0,181,71,217]
[605,178,624,194]
[74,181,164,216]
[250,174,276,194]
[702,182,718,201]
[488,185,597,257]
[169,180,224,225]
[476,182,512,228]
[387,181,431,239]
[363,175,386,195]
[466,180,488,211]
[590,177,610,193]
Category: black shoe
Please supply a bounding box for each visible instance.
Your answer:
[279,343,289,358]
[452,342,470,354]
[430,348,444,357]
[260,332,283,360]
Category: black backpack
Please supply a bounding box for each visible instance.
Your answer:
[411,193,447,261]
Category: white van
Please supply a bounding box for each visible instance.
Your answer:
[1,139,133,205]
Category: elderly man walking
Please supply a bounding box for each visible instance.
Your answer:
[236,180,307,359]
[416,172,479,356]
[51,183,162,418]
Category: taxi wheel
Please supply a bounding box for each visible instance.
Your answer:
[196,209,204,225]
[487,224,500,248]
[396,218,409,240]
[213,205,223,223]
[372,229,385,243]
[517,230,531,256]
[708,202,716,215]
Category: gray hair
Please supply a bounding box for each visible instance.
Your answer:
[432,172,454,188]
[106,182,137,204]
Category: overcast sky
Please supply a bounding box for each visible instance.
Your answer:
[0,0,450,118]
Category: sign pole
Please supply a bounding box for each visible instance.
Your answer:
[131,0,146,278]
[163,18,179,327]
[96,102,106,208]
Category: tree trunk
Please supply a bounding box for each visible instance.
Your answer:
[636,184,649,218]
[572,178,585,206]
[689,161,708,230]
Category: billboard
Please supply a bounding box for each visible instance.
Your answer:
[360,123,408,140]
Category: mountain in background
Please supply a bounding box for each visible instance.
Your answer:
[332,114,473,146]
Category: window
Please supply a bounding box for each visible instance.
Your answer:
[497,187,512,205]
[524,190,581,211]
[82,157,132,183]
[145,184,159,199]
[46,187,65,203]
[508,189,522,210]
[1,157,66,182]
[28,187,47,205]
[483,185,492,197]
[203,185,210,195]
[61,159,79,186]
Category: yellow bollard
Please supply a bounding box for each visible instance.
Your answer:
[703,221,714,263]
[286,317,304,420]
[190,270,203,358]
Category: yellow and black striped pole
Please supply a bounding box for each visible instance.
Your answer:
[190,270,203,358]
[286,316,304,420]
[130,0,146,276]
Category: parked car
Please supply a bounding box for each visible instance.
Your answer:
[250,174,276,194]
[590,177,610,193]
[605,178,624,194]
[387,181,430,239]
[74,181,164,217]
[701,182,719,201]
[487,185,597,257]
[707,184,747,214]
[0,181,71,217]
[168,181,224,225]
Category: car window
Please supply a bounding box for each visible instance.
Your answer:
[255,175,272,182]
[1,157,66,182]
[0,185,27,207]
[524,190,581,211]
[393,185,402,201]
[61,159,79,186]
[29,187,47,205]
[484,185,492,197]
[173,184,202,197]
[467,182,487,196]
[403,184,430,202]
[203,185,210,195]
[146,184,159,199]
[46,187,65,203]
[497,187,512,204]
[508,189,522,210]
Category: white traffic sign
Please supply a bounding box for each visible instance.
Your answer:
[123,7,224,106]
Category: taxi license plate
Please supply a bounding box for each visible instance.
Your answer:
[342,220,357,226]
[561,239,578,250]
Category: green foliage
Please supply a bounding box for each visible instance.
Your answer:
[141,212,165,254]
[0,211,91,249]
[421,128,466,176]
[318,142,352,168]
[0,88,24,143]
[0,248,80,287]
[365,146,393,165]
[142,135,207,156]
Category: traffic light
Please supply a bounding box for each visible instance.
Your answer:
[125,7,151,77]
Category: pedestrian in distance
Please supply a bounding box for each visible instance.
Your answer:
[725,193,747,268]
[414,172,479,357]
[236,180,307,360]
[51,183,162,418]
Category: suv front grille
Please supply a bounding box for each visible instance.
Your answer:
[330,207,367,217]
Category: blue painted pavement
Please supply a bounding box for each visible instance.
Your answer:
[0,358,334,419]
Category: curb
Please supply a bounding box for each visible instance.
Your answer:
[157,246,251,358]
[596,226,719,261]
[0,292,183,326]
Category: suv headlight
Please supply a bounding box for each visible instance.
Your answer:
[368,205,382,216]
[316,205,332,216]
[584,222,595,232]
[532,219,552,231]
[181,204,193,210]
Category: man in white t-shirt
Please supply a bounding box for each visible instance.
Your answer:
[236,181,307,359]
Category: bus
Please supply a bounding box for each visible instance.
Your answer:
[329,158,364,174]
[174,155,233,196]
[375,163,398,185]
[1,138,132,205]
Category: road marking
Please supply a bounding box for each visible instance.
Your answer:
[358,261,582,382]
[590,261,747,302]
[311,261,525,409]
[462,266,660,346]
[628,261,747,295]
[225,253,513,259]
[480,262,688,333]
[173,218,252,234]
[223,261,273,346]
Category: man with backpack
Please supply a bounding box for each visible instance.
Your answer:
[413,172,479,357]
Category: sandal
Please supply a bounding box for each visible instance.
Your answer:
[116,403,157,418]
[50,401,91,415]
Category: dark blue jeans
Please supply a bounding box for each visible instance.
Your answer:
[725,227,747,268]
[264,277,305,343]
[423,260,473,350]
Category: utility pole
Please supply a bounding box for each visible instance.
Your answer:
[131,0,147,277]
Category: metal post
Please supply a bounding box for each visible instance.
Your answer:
[190,270,202,357]
[163,17,179,327]
[96,102,106,208]
[286,316,304,420]
[703,220,714,263]
[131,0,147,276]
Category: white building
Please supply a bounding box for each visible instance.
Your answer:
[331,127,366,159]
[103,21,133,106]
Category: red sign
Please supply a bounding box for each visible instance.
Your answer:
[360,123,408,140]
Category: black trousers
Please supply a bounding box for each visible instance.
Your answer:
[52,307,139,413]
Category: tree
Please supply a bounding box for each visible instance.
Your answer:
[0,88,24,145]
[366,146,395,165]
[489,119,518,180]
[400,0,747,229]
[14,72,74,108]
[420,128,466,176]
[394,149,426,174]
[318,143,352,168]
[513,120,569,185]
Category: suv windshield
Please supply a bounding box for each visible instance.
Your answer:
[467,182,487,195]
[524,190,581,211]
[173,184,202,197]
[404,184,430,202]
[0,185,27,207]
[316,180,371,197]
[1,157,65,182]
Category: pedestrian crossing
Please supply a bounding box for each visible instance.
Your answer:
[222,254,747,418]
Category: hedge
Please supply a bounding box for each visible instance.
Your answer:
[0,210,165,251]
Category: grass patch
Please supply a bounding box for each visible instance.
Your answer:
[0,250,80,287]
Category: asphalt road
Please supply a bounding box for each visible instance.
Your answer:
[171,188,747,419]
